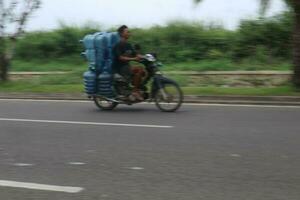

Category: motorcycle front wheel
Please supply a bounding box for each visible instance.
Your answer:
[154,83,183,112]
[93,96,118,111]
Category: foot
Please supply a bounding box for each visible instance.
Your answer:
[132,91,144,101]
[128,94,136,102]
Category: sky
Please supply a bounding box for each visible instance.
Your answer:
[26,0,287,31]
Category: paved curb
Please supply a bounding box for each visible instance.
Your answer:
[0,93,300,106]
[183,95,300,106]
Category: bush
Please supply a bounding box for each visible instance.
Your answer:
[233,12,293,60]
[15,25,101,60]
[14,12,293,66]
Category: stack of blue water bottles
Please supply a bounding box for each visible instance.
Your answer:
[82,32,120,97]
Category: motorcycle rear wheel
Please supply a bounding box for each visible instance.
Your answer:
[154,83,183,112]
[93,96,118,111]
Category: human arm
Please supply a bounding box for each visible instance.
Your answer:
[119,54,143,62]
[114,43,143,62]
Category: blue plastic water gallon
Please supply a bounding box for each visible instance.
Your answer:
[94,32,108,73]
[107,32,120,73]
[108,32,120,59]
[83,70,97,95]
[82,34,96,71]
[81,32,120,97]
[97,71,114,97]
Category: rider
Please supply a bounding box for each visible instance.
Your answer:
[112,25,145,101]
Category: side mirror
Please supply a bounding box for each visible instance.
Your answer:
[151,53,157,59]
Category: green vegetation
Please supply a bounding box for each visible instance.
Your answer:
[12,56,85,72]
[0,82,82,93]
[183,86,300,96]
[163,59,291,72]
[10,12,293,72]
[0,71,299,96]
[1,11,297,96]
[11,58,292,72]
[1,80,300,96]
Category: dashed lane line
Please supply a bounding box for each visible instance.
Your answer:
[0,118,173,129]
[0,180,84,193]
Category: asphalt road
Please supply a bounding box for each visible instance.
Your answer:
[0,99,300,200]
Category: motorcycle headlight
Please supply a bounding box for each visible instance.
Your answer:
[145,54,156,62]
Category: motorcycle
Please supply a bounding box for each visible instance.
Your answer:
[92,53,183,112]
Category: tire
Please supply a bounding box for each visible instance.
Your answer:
[154,83,183,112]
[93,96,118,111]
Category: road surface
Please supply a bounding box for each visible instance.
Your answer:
[0,99,300,200]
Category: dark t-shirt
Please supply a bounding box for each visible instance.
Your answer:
[112,41,136,75]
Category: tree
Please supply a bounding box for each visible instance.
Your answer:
[194,0,300,88]
[0,0,41,81]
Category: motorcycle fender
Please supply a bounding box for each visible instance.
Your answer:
[151,75,178,97]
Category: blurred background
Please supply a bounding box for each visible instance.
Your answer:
[1,0,299,97]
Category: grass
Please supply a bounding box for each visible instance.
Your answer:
[11,58,292,72]
[3,58,298,96]
[182,86,300,96]
[164,59,292,72]
[0,73,84,93]
[11,57,86,72]
[1,80,300,96]
[0,82,83,93]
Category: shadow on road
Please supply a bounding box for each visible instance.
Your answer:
[91,106,189,114]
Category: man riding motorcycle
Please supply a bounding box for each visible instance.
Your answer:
[112,25,145,101]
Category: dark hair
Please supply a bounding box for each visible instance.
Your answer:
[117,25,128,36]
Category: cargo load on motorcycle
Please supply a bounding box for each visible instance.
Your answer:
[81,31,183,112]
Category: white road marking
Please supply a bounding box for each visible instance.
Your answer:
[68,162,86,166]
[12,163,34,167]
[184,103,300,108]
[1,98,300,108]
[0,118,173,129]
[230,154,242,157]
[128,167,144,170]
[0,180,84,193]
[0,99,90,103]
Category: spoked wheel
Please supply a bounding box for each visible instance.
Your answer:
[93,96,118,111]
[155,83,183,112]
